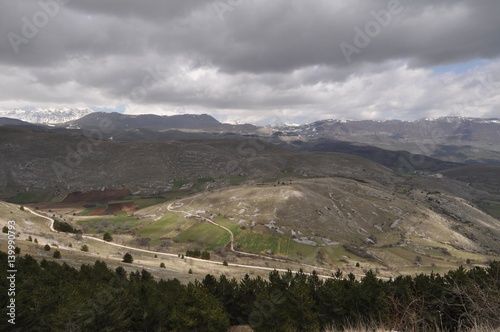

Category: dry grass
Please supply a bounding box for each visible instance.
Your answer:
[151,177,500,273]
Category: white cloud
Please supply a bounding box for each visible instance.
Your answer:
[1,1,500,124]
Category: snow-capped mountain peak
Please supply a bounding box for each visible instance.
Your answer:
[0,108,94,124]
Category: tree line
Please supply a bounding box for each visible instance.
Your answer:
[186,249,211,260]
[0,251,498,331]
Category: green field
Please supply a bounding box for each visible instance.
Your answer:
[236,232,292,255]
[234,231,359,264]
[78,207,94,216]
[229,175,247,185]
[212,217,242,235]
[172,179,191,188]
[176,223,230,250]
[196,177,214,185]
[138,214,195,244]
[77,202,108,216]
[8,191,52,204]
[137,214,234,249]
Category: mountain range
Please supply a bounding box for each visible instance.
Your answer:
[274,117,500,165]
[2,108,499,155]
[1,111,500,172]
[63,112,257,133]
[0,108,94,124]
[1,109,499,274]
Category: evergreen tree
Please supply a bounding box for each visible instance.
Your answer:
[103,232,113,242]
[122,253,133,263]
[201,250,211,260]
[168,284,230,331]
[0,251,497,332]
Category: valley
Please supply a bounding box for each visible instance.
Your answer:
[3,3,500,329]
[1,114,500,281]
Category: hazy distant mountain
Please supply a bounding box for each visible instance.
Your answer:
[275,116,500,164]
[276,116,500,142]
[2,110,500,164]
[64,112,258,134]
[0,117,33,126]
[0,108,94,124]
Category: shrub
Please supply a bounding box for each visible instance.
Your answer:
[103,232,113,242]
[53,250,61,259]
[201,251,211,260]
[122,253,133,263]
[81,244,89,252]
[186,249,211,260]
[160,262,166,268]
[53,219,81,233]
[44,244,51,251]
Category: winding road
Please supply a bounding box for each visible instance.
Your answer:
[167,202,290,263]
[24,205,336,278]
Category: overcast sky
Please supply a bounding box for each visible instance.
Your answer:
[1,0,500,124]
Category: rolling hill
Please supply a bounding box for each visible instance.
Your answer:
[1,113,499,276]
[63,112,258,134]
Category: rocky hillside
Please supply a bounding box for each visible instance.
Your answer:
[275,117,500,164]
[0,126,394,198]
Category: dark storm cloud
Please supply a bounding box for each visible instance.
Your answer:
[1,0,499,123]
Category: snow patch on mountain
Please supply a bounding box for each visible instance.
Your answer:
[0,108,94,124]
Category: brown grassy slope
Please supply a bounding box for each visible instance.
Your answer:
[149,177,500,264]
